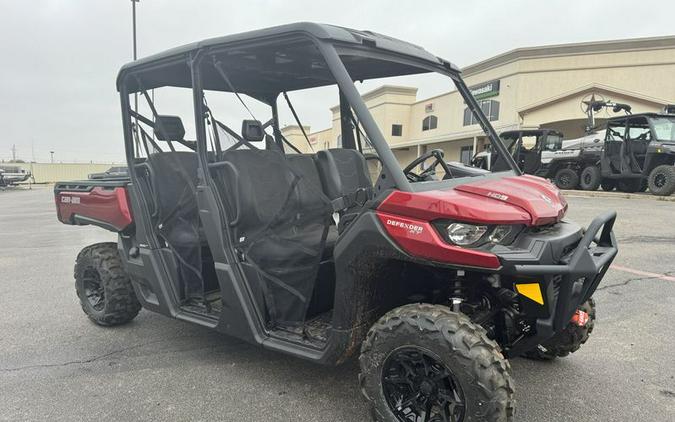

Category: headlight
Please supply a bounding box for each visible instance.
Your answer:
[488,225,513,244]
[437,222,521,246]
[445,223,488,245]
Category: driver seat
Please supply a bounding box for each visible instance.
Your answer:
[315,149,372,232]
[315,149,372,206]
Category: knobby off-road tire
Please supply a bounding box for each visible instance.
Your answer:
[74,242,141,326]
[648,165,675,196]
[359,304,515,422]
[523,298,596,361]
[579,166,601,191]
[553,168,579,190]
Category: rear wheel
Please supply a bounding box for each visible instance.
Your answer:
[617,179,642,193]
[579,166,601,191]
[648,165,675,196]
[75,242,141,326]
[600,179,616,191]
[523,298,596,361]
[359,304,515,422]
[553,168,579,190]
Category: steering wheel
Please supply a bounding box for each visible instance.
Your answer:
[403,149,453,182]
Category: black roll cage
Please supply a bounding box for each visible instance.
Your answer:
[118,29,521,250]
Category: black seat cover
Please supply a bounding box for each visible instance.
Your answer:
[315,149,372,201]
[287,154,338,258]
[215,150,332,325]
[146,151,202,299]
[315,149,372,233]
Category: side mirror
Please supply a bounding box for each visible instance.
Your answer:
[241,120,264,143]
[155,115,186,141]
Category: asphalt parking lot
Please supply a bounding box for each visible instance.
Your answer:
[1,186,674,421]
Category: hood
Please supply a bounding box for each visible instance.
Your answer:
[377,175,567,226]
[454,175,567,225]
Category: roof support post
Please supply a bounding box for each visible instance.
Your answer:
[317,43,412,191]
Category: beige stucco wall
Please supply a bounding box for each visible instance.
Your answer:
[6,163,122,184]
[303,36,675,170]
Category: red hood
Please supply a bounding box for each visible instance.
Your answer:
[377,175,567,226]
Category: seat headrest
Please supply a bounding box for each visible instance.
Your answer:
[155,115,186,141]
[241,120,264,143]
[315,149,371,200]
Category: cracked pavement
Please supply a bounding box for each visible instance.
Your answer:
[1,187,674,421]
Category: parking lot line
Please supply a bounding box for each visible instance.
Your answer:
[611,264,675,281]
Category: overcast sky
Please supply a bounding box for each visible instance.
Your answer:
[2,0,674,163]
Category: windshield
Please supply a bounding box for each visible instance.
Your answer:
[337,54,516,183]
[543,133,563,151]
[650,117,675,141]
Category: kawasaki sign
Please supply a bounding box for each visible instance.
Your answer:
[470,80,500,100]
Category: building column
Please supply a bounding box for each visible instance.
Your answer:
[416,144,428,170]
[472,136,478,154]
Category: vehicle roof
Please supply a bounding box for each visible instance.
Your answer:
[500,128,563,137]
[116,22,456,94]
[607,112,675,122]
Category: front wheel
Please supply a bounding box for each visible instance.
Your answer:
[359,304,515,422]
[579,166,601,191]
[648,165,675,196]
[553,168,579,190]
[75,242,141,326]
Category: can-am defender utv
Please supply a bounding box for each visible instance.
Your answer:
[472,129,605,191]
[54,23,618,421]
[599,112,675,195]
[472,129,603,190]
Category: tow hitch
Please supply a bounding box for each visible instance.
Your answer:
[571,309,590,327]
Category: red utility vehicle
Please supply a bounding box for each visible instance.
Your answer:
[55,23,617,421]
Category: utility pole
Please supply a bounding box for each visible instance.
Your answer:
[11,144,16,161]
[50,151,54,163]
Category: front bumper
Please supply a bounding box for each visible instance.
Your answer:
[495,211,618,357]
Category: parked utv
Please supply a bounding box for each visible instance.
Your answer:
[471,129,602,190]
[88,166,129,180]
[54,23,618,421]
[599,113,675,195]
[0,165,32,188]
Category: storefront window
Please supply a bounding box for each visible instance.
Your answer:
[392,124,403,136]
[422,115,438,131]
[463,100,499,126]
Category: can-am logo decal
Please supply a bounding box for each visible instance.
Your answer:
[487,192,509,201]
[386,219,424,235]
[60,196,80,204]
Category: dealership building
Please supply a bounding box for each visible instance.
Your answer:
[283,35,675,165]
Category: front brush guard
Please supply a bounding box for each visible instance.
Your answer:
[506,211,617,357]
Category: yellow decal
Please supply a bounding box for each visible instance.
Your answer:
[515,283,544,305]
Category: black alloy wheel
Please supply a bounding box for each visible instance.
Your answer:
[82,268,105,311]
[74,242,141,326]
[382,347,465,422]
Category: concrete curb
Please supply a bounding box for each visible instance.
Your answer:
[561,189,675,202]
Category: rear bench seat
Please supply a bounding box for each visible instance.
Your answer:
[213,148,373,262]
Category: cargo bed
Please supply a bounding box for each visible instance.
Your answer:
[54,178,133,232]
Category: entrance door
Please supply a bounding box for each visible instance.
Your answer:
[460,145,474,165]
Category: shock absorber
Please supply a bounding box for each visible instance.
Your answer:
[450,270,468,312]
